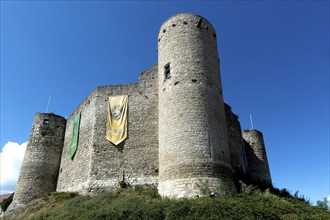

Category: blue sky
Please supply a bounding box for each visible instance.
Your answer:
[1,1,329,204]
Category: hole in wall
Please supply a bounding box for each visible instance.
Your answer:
[174,81,179,85]
[163,29,166,33]
[205,25,209,30]
[43,119,49,125]
[191,79,197,83]
[196,18,202,28]
[213,33,216,38]
[172,24,176,27]
[164,63,171,79]
[183,21,188,25]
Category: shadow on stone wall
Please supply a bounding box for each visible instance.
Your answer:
[242,140,272,188]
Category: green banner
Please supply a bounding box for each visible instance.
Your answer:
[70,112,81,159]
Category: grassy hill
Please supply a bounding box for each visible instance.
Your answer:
[3,184,329,220]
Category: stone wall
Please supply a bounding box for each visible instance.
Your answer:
[158,13,234,198]
[88,64,159,192]
[225,104,248,181]
[56,91,97,193]
[57,64,159,194]
[8,113,66,211]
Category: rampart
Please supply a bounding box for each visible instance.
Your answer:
[57,64,159,193]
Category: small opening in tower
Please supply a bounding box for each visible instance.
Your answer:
[172,24,176,27]
[43,119,49,125]
[183,21,188,25]
[164,63,171,80]
[213,33,216,38]
[196,18,202,28]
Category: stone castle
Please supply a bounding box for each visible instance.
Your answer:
[8,13,271,211]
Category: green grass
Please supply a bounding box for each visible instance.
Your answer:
[4,185,330,220]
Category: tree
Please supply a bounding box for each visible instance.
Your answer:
[316,197,329,211]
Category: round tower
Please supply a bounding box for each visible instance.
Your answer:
[7,113,66,212]
[242,129,272,186]
[158,13,234,198]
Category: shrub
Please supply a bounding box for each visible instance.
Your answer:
[0,195,13,212]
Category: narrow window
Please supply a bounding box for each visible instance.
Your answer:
[43,119,49,125]
[164,63,171,79]
[196,18,202,28]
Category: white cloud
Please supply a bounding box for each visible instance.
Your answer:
[327,195,330,203]
[0,141,27,194]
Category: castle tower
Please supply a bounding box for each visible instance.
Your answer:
[158,13,234,198]
[7,113,66,212]
[242,129,272,185]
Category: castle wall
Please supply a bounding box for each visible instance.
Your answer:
[87,65,159,192]
[57,65,159,194]
[242,129,272,185]
[225,104,248,178]
[8,113,66,211]
[158,14,234,198]
[56,92,97,193]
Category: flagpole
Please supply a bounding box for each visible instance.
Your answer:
[46,96,51,113]
[250,114,254,130]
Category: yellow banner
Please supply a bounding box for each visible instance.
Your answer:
[106,95,128,145]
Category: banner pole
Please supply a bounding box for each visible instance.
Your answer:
[250,114,254,130]
[46,96,51,113]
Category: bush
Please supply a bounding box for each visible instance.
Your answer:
[0,194,13,212]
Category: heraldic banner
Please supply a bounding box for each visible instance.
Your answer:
[106,95,128,145]
[70,112,81,159]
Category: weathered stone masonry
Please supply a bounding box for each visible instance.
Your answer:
[158,14,234,197]
[7,113,66,212]
[8,13,272,211]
